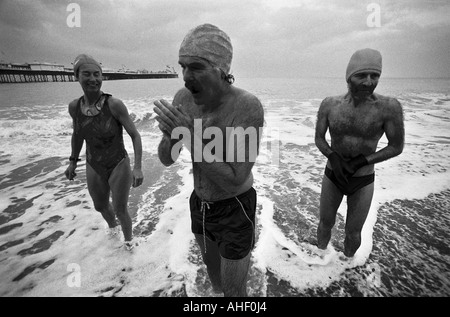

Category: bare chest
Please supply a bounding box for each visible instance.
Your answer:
[191,105,235,132]
[328,103,384,138]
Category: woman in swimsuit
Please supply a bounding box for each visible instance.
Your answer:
[65,54,143,250]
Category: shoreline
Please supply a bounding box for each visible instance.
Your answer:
[0,161,449,296]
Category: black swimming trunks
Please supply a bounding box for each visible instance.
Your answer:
[75,93,128,181]
[325,166,374,196]
[190,187,256,260]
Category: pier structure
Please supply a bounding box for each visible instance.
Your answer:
[0,62,178,83]
[0,69,76,83]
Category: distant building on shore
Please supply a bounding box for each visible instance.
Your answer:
[29,62,65,72]
[0,61,66,71]
[0,61,30,70]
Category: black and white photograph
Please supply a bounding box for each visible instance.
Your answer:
[0,0,449,301]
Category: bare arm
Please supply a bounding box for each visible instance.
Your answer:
[155,89,186,166]
[314,97,354,183]
[366,98,404,165]
[68,100,84,158]
[109,98,144,187]
[315,98,333,158]
[65,100,84,180]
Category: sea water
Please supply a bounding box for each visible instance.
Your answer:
[0,77,449,297]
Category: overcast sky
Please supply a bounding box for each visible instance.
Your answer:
[1,0,449,78]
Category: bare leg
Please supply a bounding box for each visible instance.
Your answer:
[344,182,374,257]
[109,157,133,242]
[86,162,117,228]
[317,174,344,249]
[194,233,222,293]
[221,252,251,297]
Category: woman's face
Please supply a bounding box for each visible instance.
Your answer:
[77,64,102,94]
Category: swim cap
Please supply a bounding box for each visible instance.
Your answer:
[179,24,233,74]
[346,48,382,82]
[73,54,102,77]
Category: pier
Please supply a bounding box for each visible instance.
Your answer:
[0,69,76,83]
[0,62,178,83]
[0,69,178,83]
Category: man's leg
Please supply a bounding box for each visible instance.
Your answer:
[221,251,251,297]
[194,233,222,293]
[109,157,133,242]
[86,163,117,228]
[344,182,374,257]
[317,174,344,249]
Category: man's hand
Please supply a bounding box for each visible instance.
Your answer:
[344,154,368,176]
[153,99,192,138]
[328,152,369,185]
[328,152,350,185]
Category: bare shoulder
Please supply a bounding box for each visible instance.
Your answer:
[69,98,78,109]
[374,93,403,116]
[234,87,264,115]
[107,96,129,117]
[68,98,79,117]
[375,93,401,106]
[319,94,345,112]
[108,96,125,108]
[233,87,264,127]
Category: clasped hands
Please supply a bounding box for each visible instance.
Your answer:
[328,152,368,186]
[153,99,192,139]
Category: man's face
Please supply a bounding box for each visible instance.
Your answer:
[178,56,222,105]
[349,71,380,98]
[77,64,102,94]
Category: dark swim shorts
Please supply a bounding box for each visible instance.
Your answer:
[190,187,257,260]
[325,166,375,196]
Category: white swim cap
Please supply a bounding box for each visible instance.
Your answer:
[179,24,233,75]
[73,54,102,77]
[346,48,382,82]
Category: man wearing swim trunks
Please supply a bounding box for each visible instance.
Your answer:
[153,24,264,296]
[315,48,404,257]
[65,54,143,250]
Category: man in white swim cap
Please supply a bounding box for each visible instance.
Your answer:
[179,23,233,81]
[346,48,383,98]
[153,24,264,296]
[314,48,404,257]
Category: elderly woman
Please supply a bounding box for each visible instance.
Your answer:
[65,54,143,250]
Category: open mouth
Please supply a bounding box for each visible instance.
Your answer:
[185,83,201,95]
